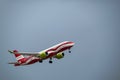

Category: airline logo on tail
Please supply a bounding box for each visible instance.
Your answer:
[13,50,25,63]
[16,55,24,61]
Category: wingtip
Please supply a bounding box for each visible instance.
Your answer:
[8,50,13,53]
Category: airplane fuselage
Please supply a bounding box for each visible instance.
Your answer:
[14,56,40,66]
[10,41,74,66]
[43,41,74,59]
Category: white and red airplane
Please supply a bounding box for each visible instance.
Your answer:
[8,41,75,66]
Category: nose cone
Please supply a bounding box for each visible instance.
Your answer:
[63,41,75,46]
[66,41,75,46]
[70,41,75,46]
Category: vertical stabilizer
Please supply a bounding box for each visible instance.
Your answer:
[13,50,25,63]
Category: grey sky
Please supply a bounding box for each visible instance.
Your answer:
[0,0,120,80]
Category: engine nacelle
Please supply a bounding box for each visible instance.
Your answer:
[54,52,64,59]
[37,51,48,59]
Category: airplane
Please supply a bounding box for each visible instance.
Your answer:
[8,41,75,66]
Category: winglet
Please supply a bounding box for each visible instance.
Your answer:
[8,50,13,53]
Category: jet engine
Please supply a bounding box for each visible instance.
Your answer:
[37,51,48,59]
[54,52,64,59]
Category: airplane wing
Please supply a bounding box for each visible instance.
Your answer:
[17,52,39,56]
[8,62,19,64]
[8,50,39,56]
[18,52,48,59]
[8,50,48,59]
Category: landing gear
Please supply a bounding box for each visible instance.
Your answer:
[68,49,71,53]
[49,58,53,63]
[39,60,43,63]
[69,50,71,53]
[49,60,53,63]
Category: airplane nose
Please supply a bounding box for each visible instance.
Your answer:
[64,41,75,46]
[70,41,75,45]
[67,41,75,47]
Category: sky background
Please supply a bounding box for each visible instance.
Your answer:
[0,0,120,80]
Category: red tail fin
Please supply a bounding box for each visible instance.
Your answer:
[13,50,25,63]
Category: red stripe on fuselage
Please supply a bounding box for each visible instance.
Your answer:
[47,41,74,52]
[27,57,40,65]
[44,41,74,59]
[46,46,72,59]
[14,56,40,66]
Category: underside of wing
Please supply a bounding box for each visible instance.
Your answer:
[18,51,48,59]
[8,62,19,64]
[17,52,39,56]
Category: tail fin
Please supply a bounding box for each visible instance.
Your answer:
[10,50,25,63]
